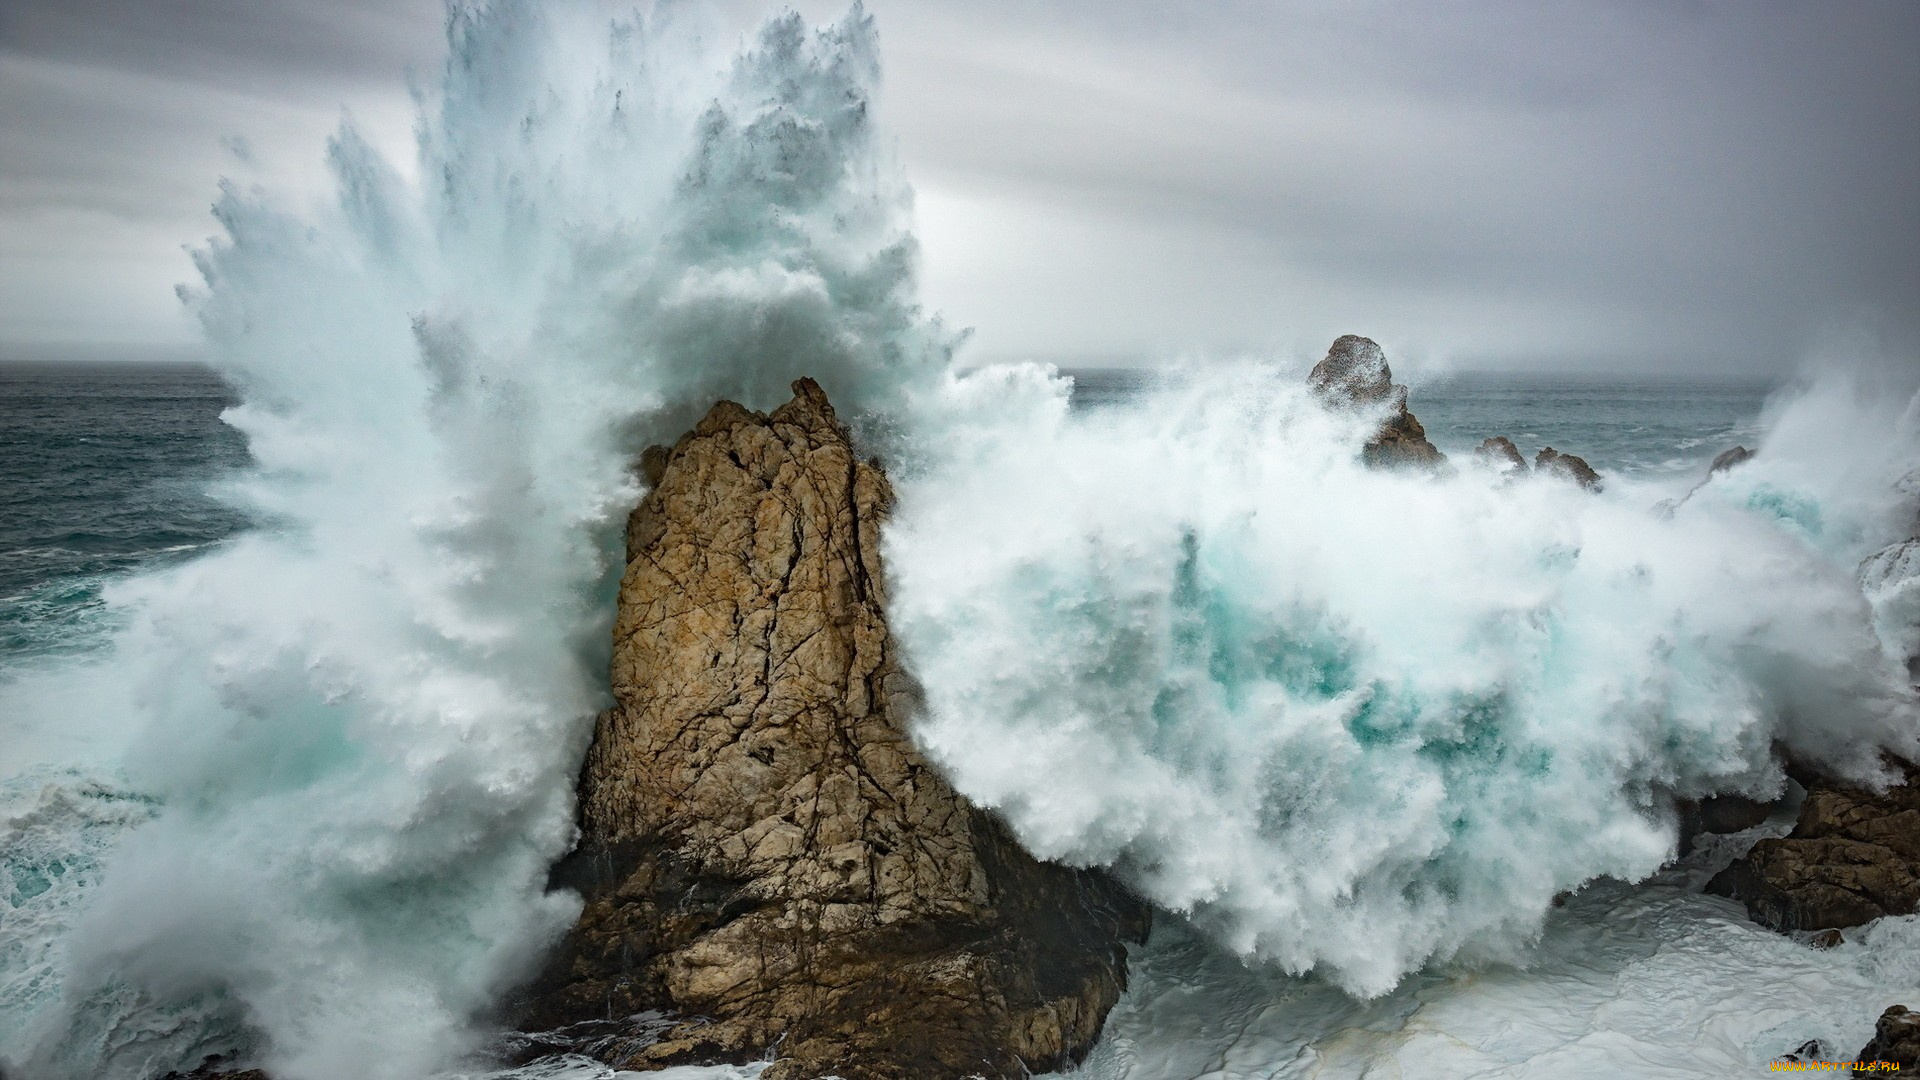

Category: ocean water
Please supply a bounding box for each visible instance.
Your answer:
[1065,367,1775,479]
[0,363,247,660]
[2,4,1917,1080]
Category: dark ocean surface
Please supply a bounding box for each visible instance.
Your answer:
[0,362,1773,663]
[0,362,248,658]
[1062,367,1774,477]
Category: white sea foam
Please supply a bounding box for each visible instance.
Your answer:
[887,360,1920,997]
[0,4,945,1078]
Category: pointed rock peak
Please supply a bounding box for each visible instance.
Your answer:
[1476,436,1529,474]
[1309,334,1394,407]
[770,375,839,430]
[1536,447,1603,491]
[525,377,1149,1080]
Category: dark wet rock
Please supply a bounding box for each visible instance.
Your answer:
[1707,758,1920,931]
[1307,335,1447,471]
[1675,792,1777,857]
[1710,445,1755,476]
[157,1057,269,1080]
[1773,1039,1828,1065]
[1809,928,1845,949]
[1855,1005,1920,1071]
[518,379,1150,1080]
[1475,436,1528,476]
[1534,447,1603,491]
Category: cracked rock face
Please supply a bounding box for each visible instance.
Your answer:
[1707,758,1920,931]
[520,379,1149,1080]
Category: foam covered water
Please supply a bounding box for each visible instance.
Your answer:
[887,361,1920,996]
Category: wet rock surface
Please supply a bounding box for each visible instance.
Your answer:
[518,379,1149,1080]
[1307,335,1446,470]
[1707,758,1920,931]
[1534,447,1603,491]
[156,1058,268,1080]
[1675,792,1777,858]
[1855,1005,1920,1071]
[1709,445,1754,476]
[1474,435,1528,476]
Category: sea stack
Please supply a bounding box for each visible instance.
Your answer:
[520,379,1149,1080]
[1307,334,1447,470]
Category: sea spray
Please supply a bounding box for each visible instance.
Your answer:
[887,359,1920,997]
[0,4,948,1078]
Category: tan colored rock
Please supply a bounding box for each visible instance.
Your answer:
[1307,335,1447,470]
[1475,436,1528,476]
[520,379,1149,1080]
[1707,758,1920,931]
[1534,447,1603,491]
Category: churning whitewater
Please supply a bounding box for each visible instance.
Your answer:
[0,2,1917,1080]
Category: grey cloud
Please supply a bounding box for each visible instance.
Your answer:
[0,0,1915,370]
[0,0,442,94]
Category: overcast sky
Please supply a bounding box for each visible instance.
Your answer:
[2,1,1916,373]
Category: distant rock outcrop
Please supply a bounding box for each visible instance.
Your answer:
[1707,758,1920,931]
[1534,447,1603,491]
[1475,436,1528,476]
[1709,445,1754,476]
[519,379,1149,1080]
[1307,335,1447,470]
[1855,1005,1920,1072]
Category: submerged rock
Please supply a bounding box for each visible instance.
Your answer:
[1855,1005,1920,1071]
[1534,447,1603,491]
[1707,758,1920,931]
[520,379,1149,1080]
[1307,335,1447,471]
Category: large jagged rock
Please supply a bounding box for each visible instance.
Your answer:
[1707,758,1920,931]
[520,379,1150,1080]
[1307,335,1446,470]
[1855,1005,1920,1072]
